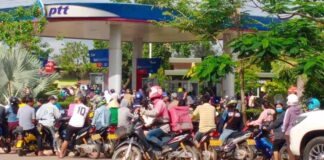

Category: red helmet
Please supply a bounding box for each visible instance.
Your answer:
[149,86,163,100]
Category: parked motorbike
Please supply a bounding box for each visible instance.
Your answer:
[215,128,255,160]
[112,114,199,160]
[55,117,101,159]
[250,126,288,160]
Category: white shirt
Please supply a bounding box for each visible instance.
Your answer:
[36,102,61,127]
[69,103,90,128]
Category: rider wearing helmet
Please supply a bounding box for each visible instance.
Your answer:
[307,98,321,111]
[6,97,20,133]
[133,91,143,109]
[140,86,171,152]
[92,97,110,131]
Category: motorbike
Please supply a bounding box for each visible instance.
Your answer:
[0,131,11,153]
[15,127,39,156]
[214,128,256,160]
[90,125,118,158]
[250,125,288,160]
[196,128,220,160]
[54,117,101,159]
[112,114,199,160]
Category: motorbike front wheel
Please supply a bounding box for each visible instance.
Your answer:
[112,145,142,160]
[167,145,199,160]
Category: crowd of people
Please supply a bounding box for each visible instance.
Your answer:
[0,84,321,159]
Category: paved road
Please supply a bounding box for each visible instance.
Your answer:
[0,150,111,160]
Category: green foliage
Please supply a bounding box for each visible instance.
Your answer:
[235,65,262,94]
[187,54,236,83]
[162,0,239,41]
[0,4,49,55]
[0,47,59,103]
[150,67,170,88]
[246,108,263,120]
[58,96,75,109]
[93,40,109,49]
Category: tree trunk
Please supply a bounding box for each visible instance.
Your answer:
[239,61,247,123]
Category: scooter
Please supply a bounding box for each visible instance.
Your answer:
[215,127,256,160]
[112,114,199,160]
[54,117,101,159]
[250,126,288,160]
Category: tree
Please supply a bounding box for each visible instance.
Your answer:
[54,42,96,79]
[187,54,236,84]
[0,47,59,104]
[231,1,324,104]
[0,4,49,56]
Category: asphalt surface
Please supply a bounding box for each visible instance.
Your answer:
[0,150,111,160]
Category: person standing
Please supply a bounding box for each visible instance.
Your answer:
[282,94,302,160]
[59,97,90,158]
[17,96,44,156]
[269,102,286,160]
[36,95,62,155]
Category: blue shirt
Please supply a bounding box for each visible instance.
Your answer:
[91,105,111,130]
[6,105,18,122]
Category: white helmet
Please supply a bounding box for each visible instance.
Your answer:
[287,94,299,106]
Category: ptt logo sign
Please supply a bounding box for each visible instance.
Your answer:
[47,6,69,17]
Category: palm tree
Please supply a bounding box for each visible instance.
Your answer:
[0,47,59,104]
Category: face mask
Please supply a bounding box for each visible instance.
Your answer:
[276,108,283,113]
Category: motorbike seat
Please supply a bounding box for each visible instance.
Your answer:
[228,131,244,139]
[76,126,91,136]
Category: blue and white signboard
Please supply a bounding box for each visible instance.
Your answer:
[46,5,119,18]
[89,49,109,67]
[137,58,162,73]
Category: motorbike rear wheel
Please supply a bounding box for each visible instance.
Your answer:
[87,143,101,159]
[234,142,255,160]
[112,145,142,160]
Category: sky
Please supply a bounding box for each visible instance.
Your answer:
[0,0,268,55]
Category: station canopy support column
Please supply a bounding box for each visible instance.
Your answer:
[223,32,236,98]
[132,38,143,90]
[108,24,122,93]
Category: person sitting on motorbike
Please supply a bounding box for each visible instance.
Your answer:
[0,104,7,138]
[118,98,133,131]
[307,98,321,112]
[219,100,243,142]
[5,97,20,135]
[140,86,171,153]
[36,95,62,155]
[108,93,119,126]
[91,97,110,131]
[192,93,216,145]
[17,96,44,156]
[59,97,90,158]
[248,100,276,127]
[268,102,286,160]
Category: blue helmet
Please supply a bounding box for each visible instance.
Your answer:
[307,98,321,111]
[134,92,143,106]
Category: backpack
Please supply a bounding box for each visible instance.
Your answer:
[169,106,193,132]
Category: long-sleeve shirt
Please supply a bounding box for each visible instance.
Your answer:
[142,99,170,133]
[249,108,275,126]
[282,105,302,135]
[92,105,111,130]
[269,111,285,140]
[36,103,61,127]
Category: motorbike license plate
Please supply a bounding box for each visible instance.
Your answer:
[108,134,118,140]
[16,140,23,148]
[209,139,222,147]
[247,139,256,145]
[91,134,101,141]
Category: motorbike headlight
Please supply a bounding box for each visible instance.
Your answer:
[293,115,307,127]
